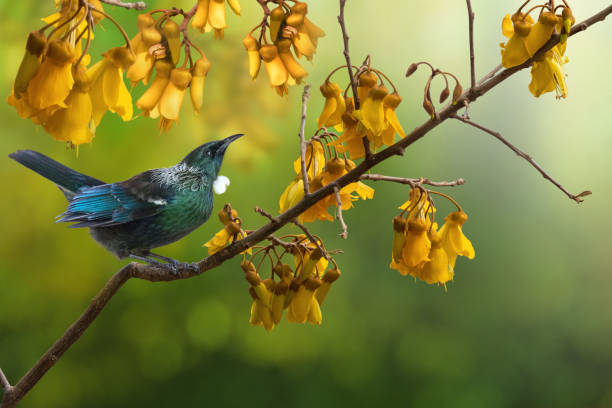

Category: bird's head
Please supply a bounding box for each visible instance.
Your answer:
[181,134,243,177]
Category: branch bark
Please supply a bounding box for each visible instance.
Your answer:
[451,114,590,202]
[1,5,611,407]
[465,0,476,89]
[99,0,147,10]
[361,174,465,187]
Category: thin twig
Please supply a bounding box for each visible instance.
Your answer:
[0,368,11,393]
[2,6,610,407]
[338,0,372,159]
[476,64,502,86]
[465,0,476,89]
[99,0,147,10]
[255,206,279,223]
[334,187,348,239]
[452,114,590,203]
[299,84,312,195]
[361,174,465,187]
[292,220,330,260]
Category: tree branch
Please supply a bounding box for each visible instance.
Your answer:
[451,114,591,203]
[299,84,312,195]
[99,0,147,10]
[0,369,11,394]
[465,0,476,89]
[338,0,372,159]
[2,5,610,407]
[361,174,465,187]
[333,186,348,239]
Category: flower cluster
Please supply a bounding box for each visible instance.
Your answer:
[243,235,340,331]
[192,0,242,39]
[130,10,212,132]
[317,65,406,160]
[279,139,374,222]
[6,0,119,148]
[390,187,475,288]
[243,0,325,96]
[203,204,249,255]
[500,0,574,98]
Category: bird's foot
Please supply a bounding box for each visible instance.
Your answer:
[128,254,199,276]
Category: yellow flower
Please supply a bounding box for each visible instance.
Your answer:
[259,44,288,90]
[286,2,325,62]
[293,141,326,179]
[269,6,286,42]
[157,67,192,131]
[418,228,453,285]
[525,11,559,57]
[333,111,367,160]
[88,47,135,126]
[279,177,304,213]
[287,278,321,324]
[500,13,534,68]
[528,45,568,99]
[277,38,308,84]
[314,267,340,306]
[126,17,161,86]
[190,56,211,114]
[203,221,241,255]
[353,85,388,137]
[192,0,210,32]
[242,34,261,80]
[27,39,75,110]
[391,216,406,264]
[438,211,475,269]
[300,175,333,222]
[12,31,47,99]
[401,218,431,269]
[356,71,377,103]
[162,20,181,65]
[317,81,345,128]
[249,286,274,331]
[382,92,405,140]
[42,66,94,145]
[206,0,240,39]
[136,60,173,116]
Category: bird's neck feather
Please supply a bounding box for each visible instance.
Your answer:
[152,163,212,192]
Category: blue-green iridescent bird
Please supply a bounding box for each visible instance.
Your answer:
[9,134,243,272]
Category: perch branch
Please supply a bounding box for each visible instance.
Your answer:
[2,5,610,408]
[451,114,590,202]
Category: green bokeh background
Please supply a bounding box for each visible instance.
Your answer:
[1,0,612,406]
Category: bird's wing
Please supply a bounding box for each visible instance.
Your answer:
[57,170,172,228]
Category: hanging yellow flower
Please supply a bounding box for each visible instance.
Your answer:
[500,13,534,68]
[190,56,211,114]
[42,66,94,145]
[528,45,568,99]
[136,60,173,116]
[87,46,135,126]
[157,67,192,132]
[438,211,475,269]
[27,39,75,110]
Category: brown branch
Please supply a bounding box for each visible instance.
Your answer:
[361,174,465,187]
[255,206,279,224]
[0,369,11,394]
[299,84,312,195]
[2,5,610,407]
[451,114,590,203]
[465,0,475,89]
[99,0,146,9]
[338,0,372,159]
[334,186,348,239]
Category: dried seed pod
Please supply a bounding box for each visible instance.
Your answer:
[405,63,418,77]
[439,86,450,103]
[452,83,463,104]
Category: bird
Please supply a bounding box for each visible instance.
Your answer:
[9,134,243,273]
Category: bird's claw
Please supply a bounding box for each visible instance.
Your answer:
[128,254,199,276]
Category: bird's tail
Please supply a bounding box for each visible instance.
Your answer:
[9,150,105,195]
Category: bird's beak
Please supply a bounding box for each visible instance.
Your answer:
[216,133,243,157]
[223,133,243,145]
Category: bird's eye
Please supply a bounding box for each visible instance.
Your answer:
[206,150,212,157]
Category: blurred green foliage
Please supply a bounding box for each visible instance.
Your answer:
[1,0,612,407]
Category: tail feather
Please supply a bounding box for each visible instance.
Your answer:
[9,150,105,194]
